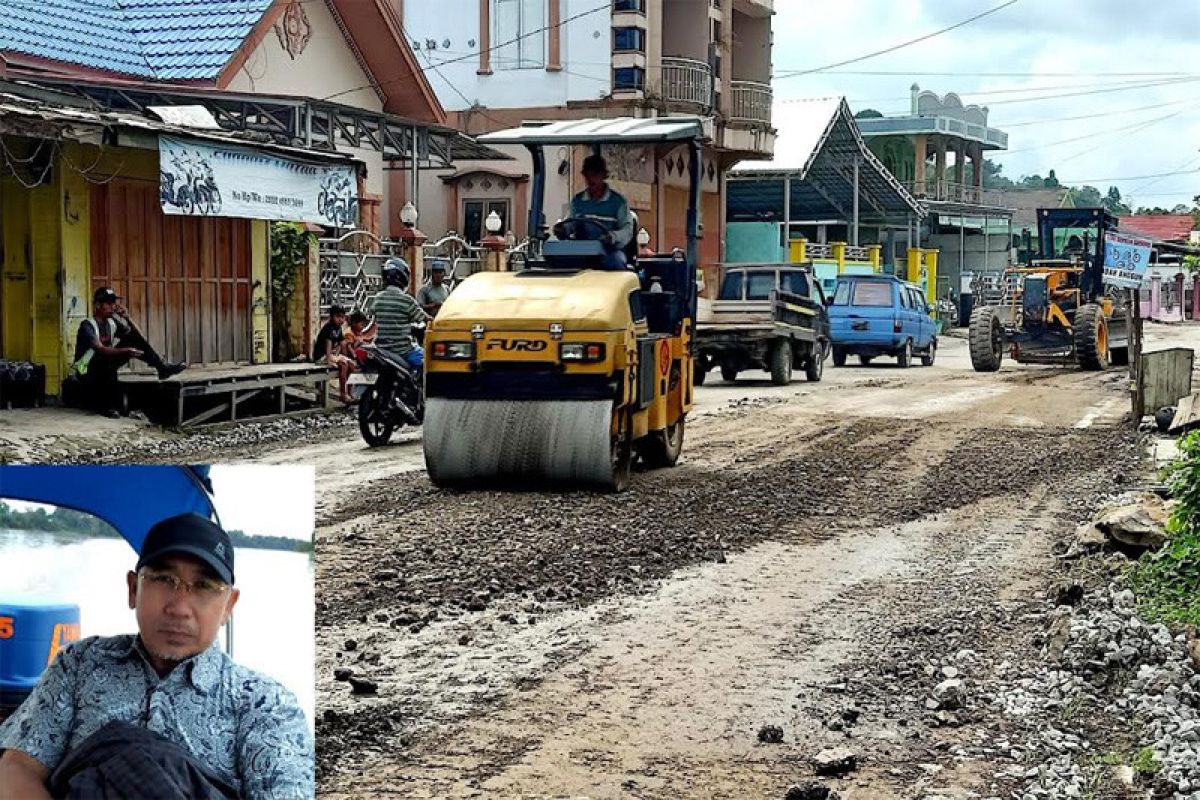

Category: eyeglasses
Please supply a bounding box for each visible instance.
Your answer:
[139,570,229,601]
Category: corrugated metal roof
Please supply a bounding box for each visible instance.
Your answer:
[730,96,923,221]
[0,0,272,80]
[734,97,844,174]
[480,117,707,146]
[1120,214,1196,244]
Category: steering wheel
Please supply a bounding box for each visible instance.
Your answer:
[554,216,611,246]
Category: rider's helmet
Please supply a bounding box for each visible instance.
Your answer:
[382,257,410,290]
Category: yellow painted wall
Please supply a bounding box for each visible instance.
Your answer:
[1,173,33,362]
[59,144,93,385]
[251,220,270,365]
[29,170,63,391]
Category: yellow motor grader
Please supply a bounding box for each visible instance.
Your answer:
[969,207,1129,371]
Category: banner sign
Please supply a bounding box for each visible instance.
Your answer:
[159,136,358,227]
[1102,231,1153,289]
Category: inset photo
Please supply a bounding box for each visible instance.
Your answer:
[0,465,314,799]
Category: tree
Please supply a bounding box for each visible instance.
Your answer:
[854,108,884,120]
[1043,169,1060,188]
[1104,186,1132,215]
[1070,185,1103,207]
[1019,174,1046,188]
[968,158,1014,189]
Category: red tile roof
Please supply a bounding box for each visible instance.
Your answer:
[1119,214,1196,243]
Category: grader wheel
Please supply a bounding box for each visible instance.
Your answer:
[1074,304,1110,371]
[968,306,1004,372]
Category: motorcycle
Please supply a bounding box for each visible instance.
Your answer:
[356,340,424,447]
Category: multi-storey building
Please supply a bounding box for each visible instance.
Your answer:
[399,0,775,266]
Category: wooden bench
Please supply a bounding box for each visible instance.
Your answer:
[120,363,336,428]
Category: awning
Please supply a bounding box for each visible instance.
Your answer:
[0,466,217,554]
[480,116,707,146]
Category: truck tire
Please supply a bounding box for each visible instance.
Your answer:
[859,355,874,366]
[721,364,739,383]
[1074,303,1110,371]
[804,342,824,382]
[896,339,913,368]
[969,305,1004,372]
[769,341,793,385]
[832,346,847,367]
[921,339,937,367]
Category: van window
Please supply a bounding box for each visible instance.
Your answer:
[719,271,744,300]
[909,289,926,310]
[783,271,810,297]
[833,281,851,305]
[746,271,776,300]
[850,281,893,306]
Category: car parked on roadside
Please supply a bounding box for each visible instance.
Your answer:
[828,274,937,368]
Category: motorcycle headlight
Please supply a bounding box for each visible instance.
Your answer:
[431,341,475,360]
[560,342,605,362]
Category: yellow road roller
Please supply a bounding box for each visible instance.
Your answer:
[422,117,705,491]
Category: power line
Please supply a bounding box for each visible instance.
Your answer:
[1054,167,1200,183]
[811,69,1200,79]
[1003,97,1197,128]
[775,0,1021,79]
[993,102,1200,157]
[322,1,610,102]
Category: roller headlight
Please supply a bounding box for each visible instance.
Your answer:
[559,342,605,362]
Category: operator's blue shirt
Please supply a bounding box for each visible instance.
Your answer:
[570,186,634,249]
[0,634,313,799]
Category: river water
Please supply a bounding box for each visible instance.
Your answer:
[0,529,315,726]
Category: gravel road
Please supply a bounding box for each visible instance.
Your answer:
[14,327,1197,798]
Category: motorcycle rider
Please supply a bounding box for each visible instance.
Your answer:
[373,258,428,372]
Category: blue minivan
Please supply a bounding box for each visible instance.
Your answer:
[828,275,937,368]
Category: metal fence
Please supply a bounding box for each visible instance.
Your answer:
[730,80,772,125]
[318,230,404,315]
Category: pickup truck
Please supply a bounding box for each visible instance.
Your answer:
[695,263,830,385]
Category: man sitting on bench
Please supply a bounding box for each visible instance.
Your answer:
[63,288,185,418]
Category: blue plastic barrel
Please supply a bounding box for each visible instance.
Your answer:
[0,600,81,719]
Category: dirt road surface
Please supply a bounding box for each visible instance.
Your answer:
[11,325,1198,797]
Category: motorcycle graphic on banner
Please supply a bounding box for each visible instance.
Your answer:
[159,136,357,227]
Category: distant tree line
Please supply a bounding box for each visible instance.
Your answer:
[0,502,312,553]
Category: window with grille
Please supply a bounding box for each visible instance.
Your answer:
[493,0,547,69]
[613,0,645,11]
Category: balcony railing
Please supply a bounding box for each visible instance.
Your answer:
[660,57,712,110]
[906,179,1009,209]
[730,80,772,125]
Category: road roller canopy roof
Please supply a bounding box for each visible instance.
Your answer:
[0,465,217,553]
[478,117,707,146]
[435,270,641,331]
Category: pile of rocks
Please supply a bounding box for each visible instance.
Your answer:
[990,585,1200,797]
[72,410,354,463]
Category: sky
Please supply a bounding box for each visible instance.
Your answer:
[770,0,1200,210]
[209,465,314,541]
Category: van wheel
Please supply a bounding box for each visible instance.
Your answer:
[721,364,739,383]
[832,346,847,367]
[897,340,913,368]
[769,341,793,385]
[921,340,937,367]
[858,355,874,366]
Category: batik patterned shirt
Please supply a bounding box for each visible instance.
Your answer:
[0,634,313,799]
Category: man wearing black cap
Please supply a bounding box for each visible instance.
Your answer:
[0,514,313,799]
[63,287,186,417]
[554,154,635,270]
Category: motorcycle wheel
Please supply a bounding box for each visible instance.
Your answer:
[358,385,395,447]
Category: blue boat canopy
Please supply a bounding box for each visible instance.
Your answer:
[0,466,217,554]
